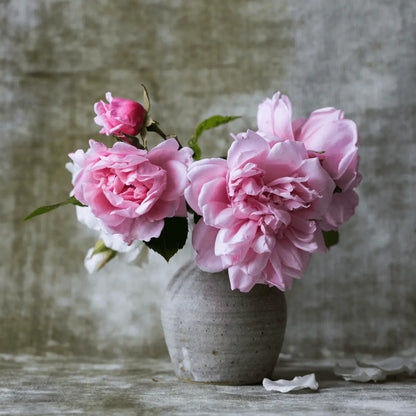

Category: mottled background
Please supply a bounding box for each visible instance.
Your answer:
[1,0,415,358]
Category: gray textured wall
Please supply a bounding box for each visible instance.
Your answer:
[1,0,415,358]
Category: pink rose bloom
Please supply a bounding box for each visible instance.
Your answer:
[185,131,335,292]
[94,92,147,137]
[69,138,193,244]
[257,92,361,230]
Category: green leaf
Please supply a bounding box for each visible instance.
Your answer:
[23,196,86,221]
[323,230,339,249]
[334,186,342,194]
[188,115,240,160]
[193,212,202,225]
[144,217,188,261]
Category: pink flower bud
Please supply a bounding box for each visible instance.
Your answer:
[94,92,147,138]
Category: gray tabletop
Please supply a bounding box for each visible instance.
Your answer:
[0,354,414,415]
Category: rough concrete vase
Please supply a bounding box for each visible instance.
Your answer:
[161,261,287,385]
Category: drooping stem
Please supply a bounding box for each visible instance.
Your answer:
[147,123,183,149]
[128,135,144,150]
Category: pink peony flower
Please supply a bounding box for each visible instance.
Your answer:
[257,92,361,230]
[69,138,193,244]
[94,92,147,137]
[185,130,335,292]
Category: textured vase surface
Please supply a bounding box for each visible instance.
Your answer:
[161,261,287,385]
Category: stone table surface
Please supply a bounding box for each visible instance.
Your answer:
[0,354,415,415]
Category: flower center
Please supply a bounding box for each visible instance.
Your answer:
[228,165,317,234]
[98,164,161,206]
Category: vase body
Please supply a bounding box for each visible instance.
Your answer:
[161,261,287,385]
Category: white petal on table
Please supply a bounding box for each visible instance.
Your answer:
[334,365,386,382]
[334,355,416,382]
[356,356,416,376]
[262,373,319,393]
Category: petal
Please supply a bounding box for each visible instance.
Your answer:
[228,265,260,292]
[336,152,361,191]
[202,203,233,228]
[285,217,322,253]
[296,107,344,138]
[319,189,359,230]
[144,198,179,221]
[264,253,289,291]
[174,197,188,217]
[147,138,179,164]
[76,206,102,231]
[185,158,228,214]
[241,248,270,277]
[227,130,270,169]
[109,97,146,127]
[84,248,106,274]
[105,92,113,103]
[94,100,108,117]
[275,239,309,272]
[292,117,306,137]
[264,140,308,181]
[215,220,258,258]
[131,217,165,243]
[160,159,189,201]
[199,176,229,207]
[296,157,335,219]
[298,117,358,183]
[263,373,319,392]
[257,92,294,141]
[252,232,276,254]
[192,221,225,272]
[198,176,230,226]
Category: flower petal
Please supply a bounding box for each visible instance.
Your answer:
[193,221,225,272]
[257,92,294,141]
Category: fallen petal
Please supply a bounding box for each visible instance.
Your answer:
[262,373,319,393]
[334,364,386,382]
[356,356,416,376]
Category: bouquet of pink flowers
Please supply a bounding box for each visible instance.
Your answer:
[26,86,360,292]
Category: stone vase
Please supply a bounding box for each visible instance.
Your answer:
[161,261,287,385]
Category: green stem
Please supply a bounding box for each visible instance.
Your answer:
[147,123,183,149]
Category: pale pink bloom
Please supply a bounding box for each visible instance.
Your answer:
[185,131,335,292]
[69,138,193,244]
[94,92,147,137]
[257,92,361,230]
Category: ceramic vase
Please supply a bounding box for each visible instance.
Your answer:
[161,261,287,385]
